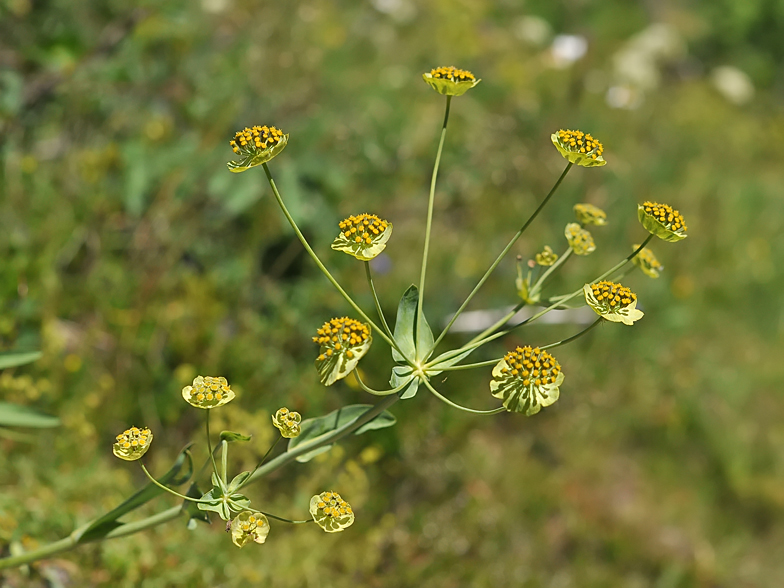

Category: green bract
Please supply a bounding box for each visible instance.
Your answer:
[632,244,664,278]
[112,426,152,461]
[574,203,607,226]
[181,376,235,409]
[309,491,354,533]
[331,214,393,261]
[564,223,596,256]
[227,125,288,173]
[584,281,644,325]
[535,245,558,266]
[551,129,606,167]
[516,261,540,305]
[230,511,270,548]
[638,202,688,242]
[422,66,481,96]
[272,407,302,439]
[313,317,372,386]
[490,346,564,416]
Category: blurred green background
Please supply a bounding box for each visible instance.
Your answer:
[1,0,783,586]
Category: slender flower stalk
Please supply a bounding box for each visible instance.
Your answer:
[364,261,393,338]
[433,162,573,350]
[421,377,505,414]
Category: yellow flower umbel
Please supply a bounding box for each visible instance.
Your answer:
[422,66,481,96]
[230,511,270,548]
[638,201,688,242]
[632,244,664,278]
[313,317,372,386]
[551,129,606,168]
[565,223,596,255]
[331,213,393,261]
[227,125,288,173]
[584,281,644,325]
[113,426,153,461]
[535,245,558,266]
[182,376,235,409]
[309,491,355,533]
[574,203,607,226]
[490,346,564,416]
[272,407,302,439]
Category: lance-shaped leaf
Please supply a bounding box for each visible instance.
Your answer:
[313,317,372,386]
[0,351,42,370]
[390,365,418,399]
[0,402,59,428]
[490,346,564,416]
[287,404,397,463]
[331,214,393,261]
[391,285,433,364]
[73,445,193,543]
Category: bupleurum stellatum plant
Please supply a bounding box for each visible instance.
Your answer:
[0,66,688,568]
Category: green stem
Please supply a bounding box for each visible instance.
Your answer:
[433,162,573,350]
[259,512,313,524]
[528,248,573,298]
[353,369,410,396]
[262,163,398,351]
[433,358,501,372]
[421,377,505,415]
[240,437,281,490]
[466,302,525,349]
[417,95,452,358]
[540,318,602,350]
[364,261,393,338]
[220,440,228,486]
[206,409,218,477]
[139,464,202,502]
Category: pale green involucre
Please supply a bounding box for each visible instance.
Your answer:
[272,407,302,438]
[490,346,564,416]
[574,203,607,226]
[551,129,606,167]
[310,491,355,533]
[313,317,372,386]
[227,125,288,173]
[113,426,153,461]
[632,244,664,278]
[565,223,596,256]
[182,376,235,409]
[584,281,644,325]
[422,66,481,96]
[638,202,688,242]
[230,511,270,548]
[331,214,393,261]
[516,261,540,305]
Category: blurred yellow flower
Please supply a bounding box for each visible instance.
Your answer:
[182,376,235,409]
[535,245,558,266]
[113,426,153,461]
[272,407,302,438]
[632,244,664,278]
[565,223,596,256]
[638,202,687,242]
[574,203,607,226]
[551,129,606,167]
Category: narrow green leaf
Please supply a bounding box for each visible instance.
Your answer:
[425,347,479,377]
[220,430,252,443]
[0,402,60,428]
[74,445,194,543]
[288,404,397,463]
[0,351,42,370]
[228,471,251,493]
[416,307,434,362]
[390,365,418,399]
[392,285,418,363]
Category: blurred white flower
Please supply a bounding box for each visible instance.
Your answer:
[550,35,587,68]
[514,16,552,47]
[712,66,754,105]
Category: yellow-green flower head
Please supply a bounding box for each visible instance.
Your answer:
[310,491,355,533]
[490,346,564,416]
[181,376,236,409]
[584,281,644,325]
[230,511,270,548]
[574,203,607,226]
[422,66,481,96]
[113,426,153,461]
[632,244,664,278]
[551,129,606,167]
[331,213,393,261]
[227,125,288,173]
[535,245,559,266]
[565,222,596,256]
[272,407,302,439]
[638,201,688,242]
[313,317,372,386]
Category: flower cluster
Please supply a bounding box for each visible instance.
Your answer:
[535,245,558,266]
[565,222,596,255]
[584,280,643,325]
[422,66,481,96]
[230,511,270,548]
[490,346,564,416]
[632,245,664,278]
[309,491,355,533]
[574,203,607,226]
[181,376,235,409]
[638,202,688,242]
[313,317,372,385]
[331,213,393,261]
[113,426,153,461]
[227,125,288,172]
[272,407,302,439]
[551,129,606,167]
